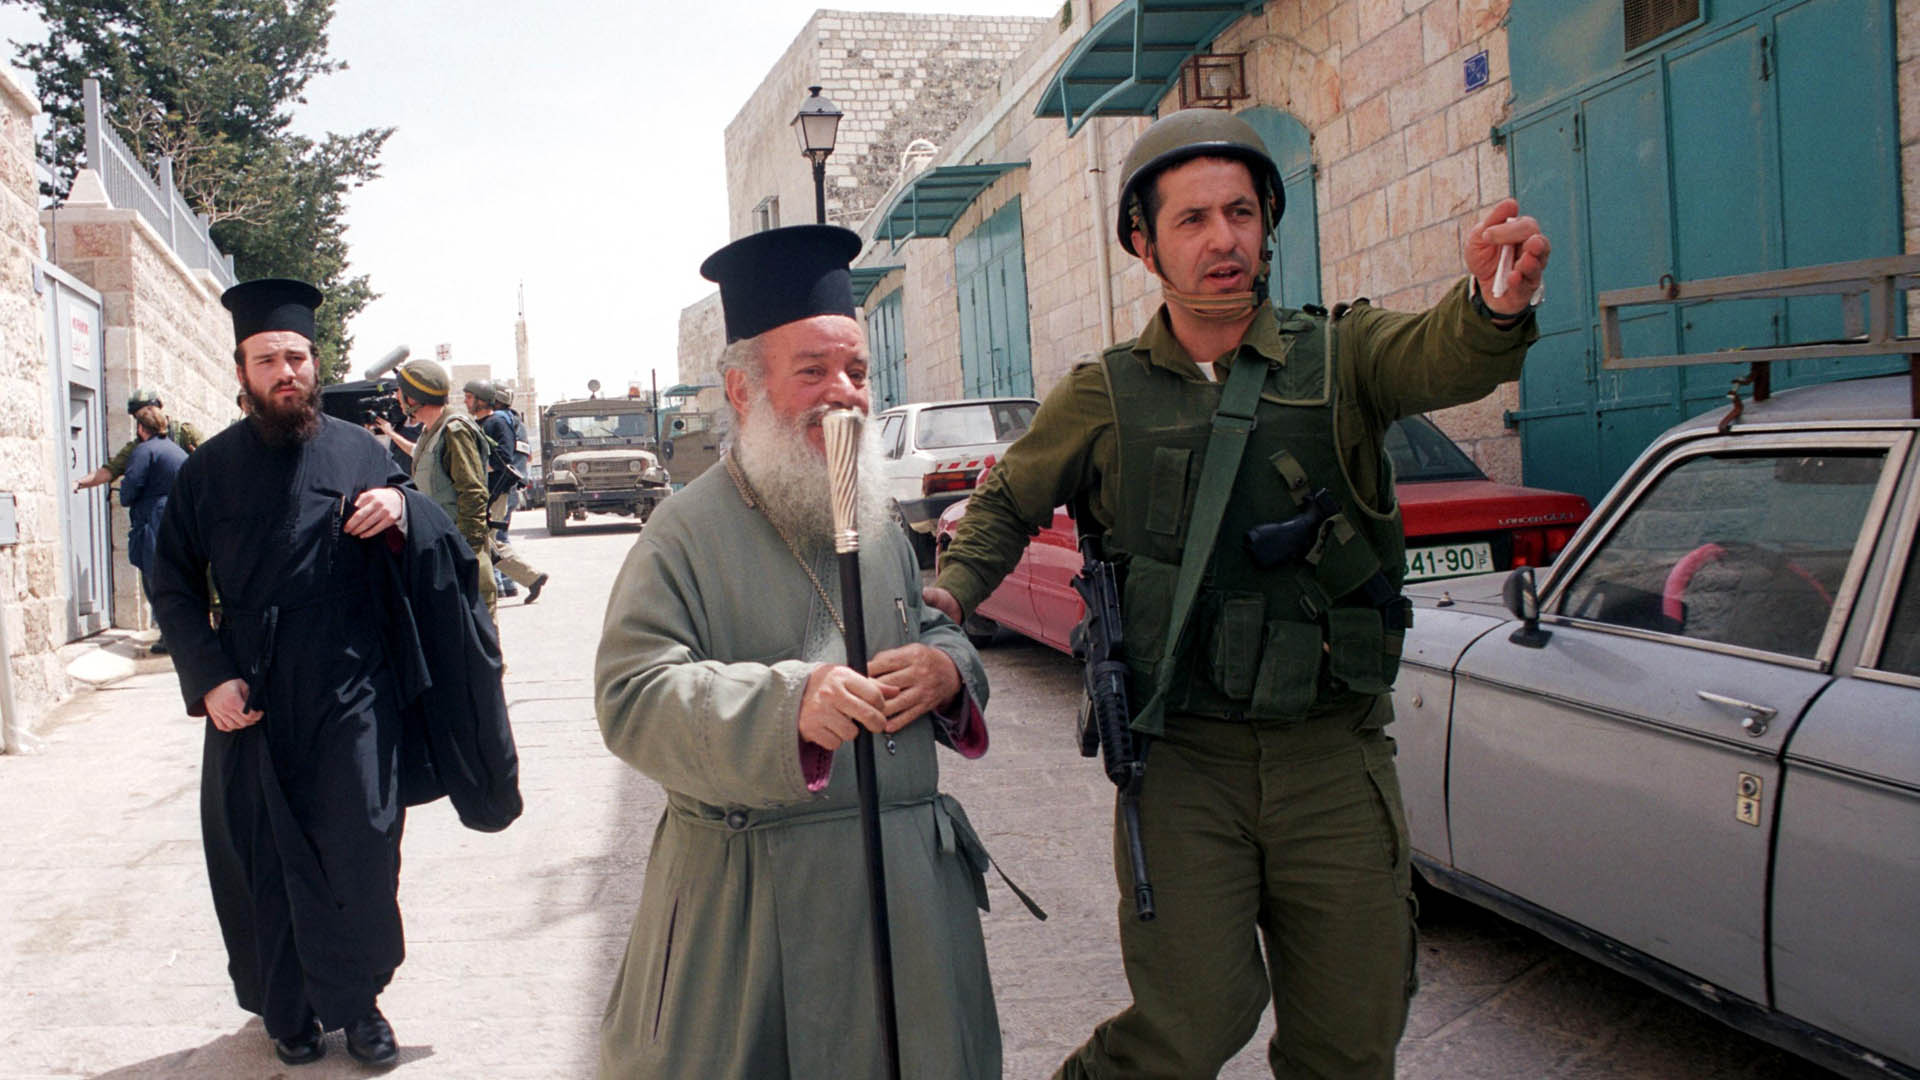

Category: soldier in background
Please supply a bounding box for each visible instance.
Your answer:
[394,359,496,616]
[464,379,549,605]
[74,390,204,491]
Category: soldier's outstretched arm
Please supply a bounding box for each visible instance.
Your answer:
[935,365,1116,617]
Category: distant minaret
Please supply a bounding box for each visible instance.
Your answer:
[515,283,538,465]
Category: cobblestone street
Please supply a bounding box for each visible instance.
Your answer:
[0,515,1829,1078]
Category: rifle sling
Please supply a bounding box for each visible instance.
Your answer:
[1133,352,1267,736]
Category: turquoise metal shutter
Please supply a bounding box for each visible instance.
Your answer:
[956,198,1034,398]
[866,289,906,408]
[1505,0,1901,503]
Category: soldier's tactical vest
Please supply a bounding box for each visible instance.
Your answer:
[412,413,482,528]
[1105,309,1409,721]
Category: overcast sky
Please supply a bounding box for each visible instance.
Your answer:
[0,0,1050,402]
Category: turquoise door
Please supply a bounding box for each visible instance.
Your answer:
[866,289,906,408]
[956,199,1034,398]
[1505,0,1902,503]
[1238,107,1322,309]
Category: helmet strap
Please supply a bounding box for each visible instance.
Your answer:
[1156,248,1273,323]
[1161,282,1259,322]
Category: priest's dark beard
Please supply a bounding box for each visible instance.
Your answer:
[244,380,323,446]
[732,386,888,544]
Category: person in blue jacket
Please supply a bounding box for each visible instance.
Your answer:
[121,411,189,654]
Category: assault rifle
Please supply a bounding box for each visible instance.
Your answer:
[1071,530,1156,922]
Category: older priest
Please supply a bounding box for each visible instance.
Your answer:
[594,225,1018,1079]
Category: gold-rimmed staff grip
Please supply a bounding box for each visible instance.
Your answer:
[823,408,864,555]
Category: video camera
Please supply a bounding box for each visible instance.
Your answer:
[319,345,410,429]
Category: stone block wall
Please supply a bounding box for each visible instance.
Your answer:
[0,70,69,740]
[44,192,240,632]
[860,0,1525,480]
[675,292,725,388]
[722,10,1049,240]
[1213,0,1520,473]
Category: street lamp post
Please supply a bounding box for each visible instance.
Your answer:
[792,85,843,225]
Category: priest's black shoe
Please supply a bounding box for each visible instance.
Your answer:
[345,1006,399,1068]
[272,1020,325,1066]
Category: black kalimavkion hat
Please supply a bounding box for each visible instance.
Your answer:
[699,225,862,343]
[220,278,323,346]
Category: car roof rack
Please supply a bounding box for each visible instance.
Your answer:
[1597,254,1920,423]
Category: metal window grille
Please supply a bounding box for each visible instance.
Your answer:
[1624,0,1700,51]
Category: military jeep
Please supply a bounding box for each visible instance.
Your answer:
[540,397,671,533]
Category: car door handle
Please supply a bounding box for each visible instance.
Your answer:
[1696,690,1778,736]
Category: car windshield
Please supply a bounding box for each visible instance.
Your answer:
[1388,416,1486,482]
[915,401,1036,450]
[553,413,651,440]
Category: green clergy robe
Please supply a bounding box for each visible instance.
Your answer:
[594,462,1000,1079]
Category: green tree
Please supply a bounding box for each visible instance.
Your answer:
[8,0,392,378]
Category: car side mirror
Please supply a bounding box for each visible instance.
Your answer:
[1503,566,1552,649]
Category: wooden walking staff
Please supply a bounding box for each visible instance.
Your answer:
[822,407,903,1080]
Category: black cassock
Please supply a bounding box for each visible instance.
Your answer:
[149,415,421,1038]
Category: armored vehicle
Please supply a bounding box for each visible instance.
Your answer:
[540,391,671,534]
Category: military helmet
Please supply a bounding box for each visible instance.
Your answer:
[1115,109,1285,256]
[126,388,162,414]
[463,378,497,406]
[396,358,450,404]
[493,385,515,408]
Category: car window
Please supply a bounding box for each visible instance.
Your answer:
[991,401,1036,441]
[1387,416,1486,482]
[1876,531,1920,677]
[879,414,904,459]
[915,401,1036,450]
[1557,449,1887,658]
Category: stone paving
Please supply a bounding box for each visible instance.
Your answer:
[0,514,1829,1078]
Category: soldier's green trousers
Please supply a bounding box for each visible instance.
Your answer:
[1056,701,1417,1079]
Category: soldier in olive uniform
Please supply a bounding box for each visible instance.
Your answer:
[463,378,549,604]
[390,359,497,616]
[74,389,205,492]
[930,110,1551,1079]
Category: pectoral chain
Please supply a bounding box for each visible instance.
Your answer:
[724,451,895,754]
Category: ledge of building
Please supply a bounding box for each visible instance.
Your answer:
[44,198,230,303]
[0,68,39,118]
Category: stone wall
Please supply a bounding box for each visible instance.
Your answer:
[851,0,1525,480]
[675,292,725,388]
[1215,0,1521,477]
[723,10,1049,240]
[0,70,69,742]
[44,183,240,632]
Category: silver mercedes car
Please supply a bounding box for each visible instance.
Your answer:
[1393,373,1918,1080]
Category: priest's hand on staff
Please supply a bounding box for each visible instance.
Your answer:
[870,643,962,731]
[798,664,890,752]
[205,678,263,732]
[344,487,404,538]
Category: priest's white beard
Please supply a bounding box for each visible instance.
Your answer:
[732,387,890,545]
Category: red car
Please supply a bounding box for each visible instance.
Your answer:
[935,415,1591,653]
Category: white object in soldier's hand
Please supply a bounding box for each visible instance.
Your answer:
[823,409,863,555]
[1492,238,1514,299]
